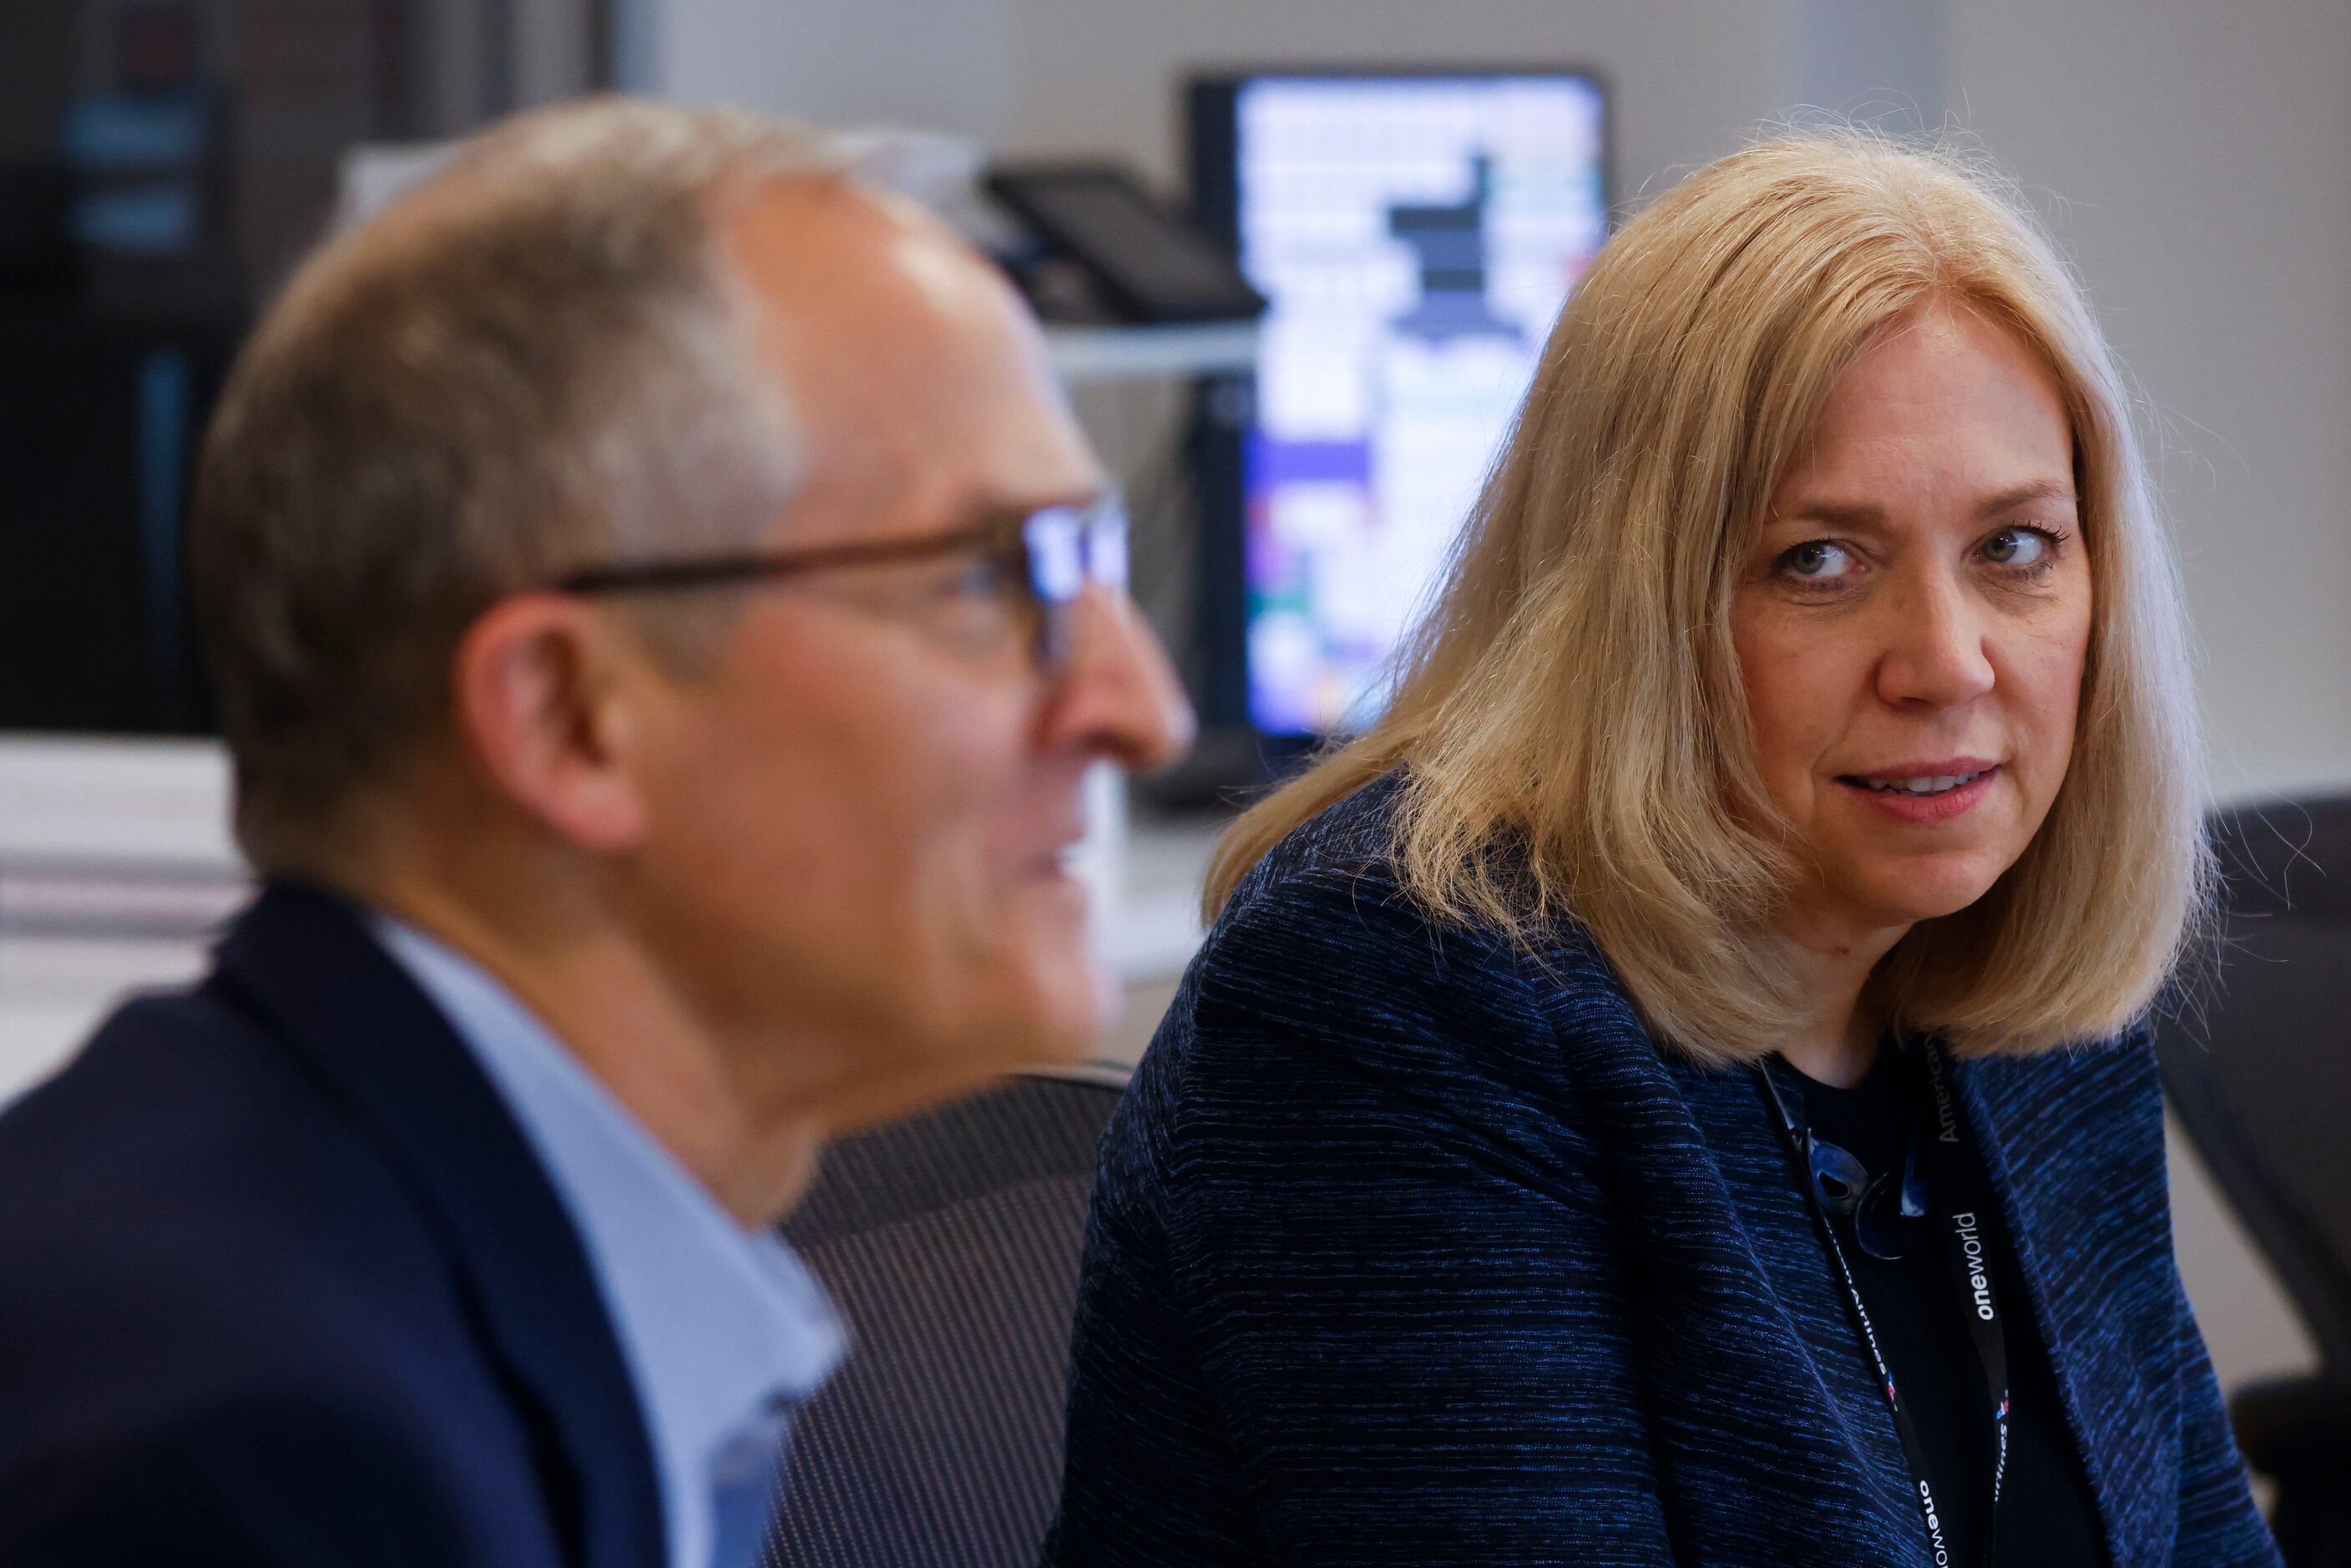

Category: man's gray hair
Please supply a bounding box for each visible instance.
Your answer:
[190,97,848,872]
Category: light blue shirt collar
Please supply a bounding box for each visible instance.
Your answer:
[373,917,845,1568]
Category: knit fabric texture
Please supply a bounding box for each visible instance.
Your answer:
[1045,774,2278,1567]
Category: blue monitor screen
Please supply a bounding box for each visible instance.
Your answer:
[1216,72,1608,735]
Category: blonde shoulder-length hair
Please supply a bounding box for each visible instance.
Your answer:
[1204,129,2207,1066]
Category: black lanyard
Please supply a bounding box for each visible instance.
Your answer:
[1757,1043,2010,1568]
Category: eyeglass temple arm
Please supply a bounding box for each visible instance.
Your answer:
[552,524,1002,595]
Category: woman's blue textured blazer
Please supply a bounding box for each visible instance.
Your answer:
[1046,775,2278,1566]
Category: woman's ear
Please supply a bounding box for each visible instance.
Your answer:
[450,594,653,852]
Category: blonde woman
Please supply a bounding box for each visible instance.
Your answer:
[1046,134,2278,1567]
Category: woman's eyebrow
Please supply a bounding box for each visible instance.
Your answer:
[1977,479,2077,518]
[1773,500,1885,529]
[1769,481,2076,530]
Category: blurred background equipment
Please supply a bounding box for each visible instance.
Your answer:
[0,0,609,740]
[1186,68,1609,747]
[985,161,1263,326]
[2156,798,2351,1568]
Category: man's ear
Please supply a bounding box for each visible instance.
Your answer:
[451,594,654,852]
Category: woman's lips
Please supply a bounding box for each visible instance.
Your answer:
[1833,763,2001,824]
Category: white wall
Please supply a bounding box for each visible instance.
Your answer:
[1949,0,2351,805]
[649,0,1014,140]
[645,0,2348,1394]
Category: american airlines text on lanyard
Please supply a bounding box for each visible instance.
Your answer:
[1756,1043,2010,1568]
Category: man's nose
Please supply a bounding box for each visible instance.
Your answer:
[1874,569,1997,710]
[1046,584,1196,772]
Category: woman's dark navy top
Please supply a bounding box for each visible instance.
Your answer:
[1795,1049,2106,1564]
[1046,776,2278,1567]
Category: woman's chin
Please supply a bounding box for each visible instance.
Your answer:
[1847,859,2010,929]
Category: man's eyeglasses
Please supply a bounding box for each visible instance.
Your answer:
[552,494,1129,670]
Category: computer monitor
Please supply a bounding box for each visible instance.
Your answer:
[1189,68,1610,738]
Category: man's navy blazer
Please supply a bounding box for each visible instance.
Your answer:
[0,884,665,1565]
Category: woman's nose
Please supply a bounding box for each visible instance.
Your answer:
[1045,584,1196,774]
[1873,569,1997,711]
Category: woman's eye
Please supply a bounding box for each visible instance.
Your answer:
[1778,539,1856,581]
[1981,528,2051,568]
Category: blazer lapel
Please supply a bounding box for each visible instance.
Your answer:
[210,882,665,1568]
[1958,1047,2177,1568]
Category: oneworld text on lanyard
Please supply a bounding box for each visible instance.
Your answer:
[1756,1041,2010,1568]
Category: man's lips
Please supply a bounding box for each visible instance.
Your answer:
[1833,759,2002,824]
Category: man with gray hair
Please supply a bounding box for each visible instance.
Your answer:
[0,98,1191,1565]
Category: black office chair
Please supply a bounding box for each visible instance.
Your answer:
[762,1064,1129,1568]
[2154,798,2351,1567]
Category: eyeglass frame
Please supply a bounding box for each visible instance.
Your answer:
[548,492,1130,670]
